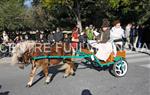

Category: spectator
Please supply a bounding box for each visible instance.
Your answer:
[63,34,71,44]
[86,25,94,40]
[24,32,29,40]
[71,26,79,50]
[48,31,55,43]
[125,23,132,49]
[0,36,3,44]
[14,36,21,44]
[93,28,99,37]
[53,27,63,42]
[39,31,45,43]
[79,31,87,43]
[2,31,9,43]
[137,25,144,49]
[130,24,138,51]
[35,30,40,42]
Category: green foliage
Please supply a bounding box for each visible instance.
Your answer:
[0,0,150,31]
[0,0,24,31]
[107,0,130,9]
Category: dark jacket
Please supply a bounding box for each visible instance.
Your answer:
[79,34,87,43]
[96,29,110,43]
[63,38,71,44]
[53,31,63,42]
[48,34,54,43]
[36,32,40,41]
[130,28,137,37]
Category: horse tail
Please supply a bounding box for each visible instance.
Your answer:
[11,53,19,65]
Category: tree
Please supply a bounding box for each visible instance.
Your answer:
[0,0,24,31]
[106,0,150,25]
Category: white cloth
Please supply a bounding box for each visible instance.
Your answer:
[125,25,131,38]
[3,33,9,42]
[93,30,100,36]
[88,40,113,61]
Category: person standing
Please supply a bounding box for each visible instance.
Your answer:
[63,34,71,44]
[47,31,55,43]
[2,31,9,43]
[130,24,138,51]
[71,26,79,51]
[53,27,63,42]
[124,23,132,49]
[137,25,144,49]
[14,36,20,44]
[35,30,40,42]
[86,25,94,40]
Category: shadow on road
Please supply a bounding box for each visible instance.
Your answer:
[81,89,93,95]
[0,85,10,95]
[31,63,78,86]
[138,51,150,56]
[30,60,112,87]
[80,61,111,71]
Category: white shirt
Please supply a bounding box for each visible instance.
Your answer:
[125,25,131,38]
[93,30,100,36]
[110,27,125,40]
[110,27,125,46]
[3,32,9,42]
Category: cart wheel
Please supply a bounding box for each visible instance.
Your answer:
[112,59,128,77]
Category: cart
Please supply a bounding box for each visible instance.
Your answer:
[32,50,128,77]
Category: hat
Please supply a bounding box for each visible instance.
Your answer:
[101,18,110,27]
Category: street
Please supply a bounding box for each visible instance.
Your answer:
[0,50,150,95]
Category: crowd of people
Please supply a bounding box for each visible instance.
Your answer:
[0,19,149,58]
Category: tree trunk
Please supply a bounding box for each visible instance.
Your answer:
[76,0,82,32]
[76,17,82,32]
[67,0,82,32]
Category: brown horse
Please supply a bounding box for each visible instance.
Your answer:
[12,41,75,87]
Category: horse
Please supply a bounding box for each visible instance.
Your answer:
[11,41,75,87]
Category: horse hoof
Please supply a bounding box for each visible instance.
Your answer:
[72,72,76,76]
[19,65,24,69]
[63,75,68,78]
[45,82,50,85]
[26,85,31,88]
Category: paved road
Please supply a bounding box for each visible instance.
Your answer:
[0,51,150,95]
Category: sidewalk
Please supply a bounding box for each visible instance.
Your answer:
[125,48,150,55]
[0,57,11,64]
[137,48,150,55]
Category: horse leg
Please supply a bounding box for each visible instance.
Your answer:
[63,65,70,78]
[70,62,75,76]
[63,61,75,78]
[42,60,50,84]
[26,63,38,87]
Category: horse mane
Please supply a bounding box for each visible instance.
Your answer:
[11,40,36,65]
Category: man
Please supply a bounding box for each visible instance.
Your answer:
[53,27,63,42]
[130,24,138,51]
[86,25,94,40]
[125,23,132,49]
[35,30,40,42]
[2,31,9,43]
[48,31,55,43]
